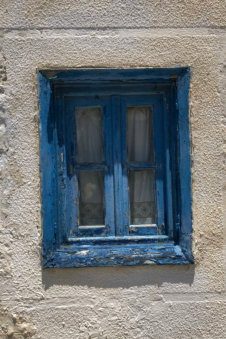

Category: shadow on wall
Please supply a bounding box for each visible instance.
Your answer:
[42,265,195,290]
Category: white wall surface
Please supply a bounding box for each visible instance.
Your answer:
[0,1,225,338]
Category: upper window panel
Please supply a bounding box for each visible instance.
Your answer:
[127,106,154,163]
[76,107,104,164]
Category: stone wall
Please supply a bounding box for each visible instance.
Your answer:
[0,1,225,338]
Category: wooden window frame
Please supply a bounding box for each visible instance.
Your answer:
[38,68,193,268]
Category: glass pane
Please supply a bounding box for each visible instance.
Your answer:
[78,171,104,226]
[76,107,104,163]
[129,170,156,225]
[127,106,154,162]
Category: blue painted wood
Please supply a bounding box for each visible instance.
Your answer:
[120,95,130,236]
[152,96,166,234]
[129,225,158,236]
[63,98,79,239]
[43,243,190,268]
[169,83,179,242]
[74,164,106,170]
[39,67,193,268]
[66,235,168,244]
[53,83,170,97]
[162,93,174,239]
[39,73,58,257]
[55,93,69,242]
[177,70,193,260]
[74,226,107,237]
[120,94,165,236]
[42,67,188,82]
[121,95,166,235]
[112,95,126,235]
[103,96,115,236]
[63,95,115,238]
[126,162,157,169]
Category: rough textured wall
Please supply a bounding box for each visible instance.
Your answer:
[0,1,225,338]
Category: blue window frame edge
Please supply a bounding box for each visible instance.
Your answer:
[38,67,193,268]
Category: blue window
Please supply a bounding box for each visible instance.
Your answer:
[39,68,193,268]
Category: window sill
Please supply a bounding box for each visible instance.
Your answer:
[43,236,193,268]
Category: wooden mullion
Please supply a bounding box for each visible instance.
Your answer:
[63,97,79,239]
[75,164,106,170]
[163,92,174,239]
[112,95,128,235]
[103,96,115,236]
[153,98,165,233]
[126,162,157,169]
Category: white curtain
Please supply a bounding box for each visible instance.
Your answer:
[76,107,103,163]
[127,106,154,163]
[76,107,104,226]
[127,106,156,225]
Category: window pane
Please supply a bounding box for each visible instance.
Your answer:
[129,170,156,225]
[78,171,104,226]
[76,107,104,163]
[127,106,154,162]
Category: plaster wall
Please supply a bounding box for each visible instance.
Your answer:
[0,1,225,338]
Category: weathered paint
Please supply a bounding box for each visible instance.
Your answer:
[44,243,189,268]
[39,68,193,268]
